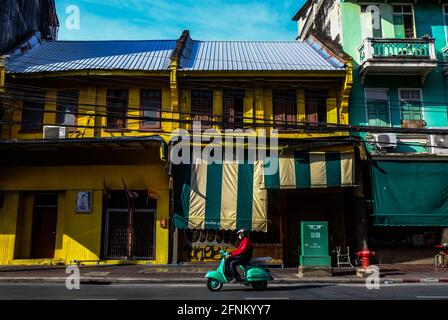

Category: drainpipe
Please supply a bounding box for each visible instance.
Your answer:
[168,30,191,264]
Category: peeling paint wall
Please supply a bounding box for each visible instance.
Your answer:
[312,0,342,44]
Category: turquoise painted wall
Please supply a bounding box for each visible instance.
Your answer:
[341,1,448,153]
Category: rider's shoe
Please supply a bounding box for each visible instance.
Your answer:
[231,277,242,284]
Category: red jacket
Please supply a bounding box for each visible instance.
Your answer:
[231,238,253,257]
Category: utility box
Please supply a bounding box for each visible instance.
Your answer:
[300,221,331,267]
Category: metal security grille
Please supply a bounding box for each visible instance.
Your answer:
[132,211,156,259]
[103,209,156,260]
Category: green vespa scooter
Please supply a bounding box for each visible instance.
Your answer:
[205,249,273,291]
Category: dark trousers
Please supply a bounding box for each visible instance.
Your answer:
[226,255,249,280]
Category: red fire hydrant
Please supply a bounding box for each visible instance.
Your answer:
[356,248,376,269]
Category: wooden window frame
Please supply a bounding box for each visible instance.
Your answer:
[223,89,245,130]
[399,88,425,123]
[106,89,129,131]
[273,90,297,131]
[364,88,392,127]
[392,3,416,39]
[305,89,329,126]
[191,89,214,129]
[20,91,46,133]
[140,89,162,131]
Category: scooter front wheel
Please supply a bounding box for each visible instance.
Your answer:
[207,278,223,292]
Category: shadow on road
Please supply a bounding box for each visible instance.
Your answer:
[265,284,334,291]
[222,284,334,292]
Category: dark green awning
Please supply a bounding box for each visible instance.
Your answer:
[371,160,448,227]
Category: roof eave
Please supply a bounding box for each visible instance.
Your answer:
[7,69,172,78]
[292,0,313,21]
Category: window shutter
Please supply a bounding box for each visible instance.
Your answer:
[367,101,389,127]
[393,15,405,38]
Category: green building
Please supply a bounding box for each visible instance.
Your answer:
[294,0,448,263]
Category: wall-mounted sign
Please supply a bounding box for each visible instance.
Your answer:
[76,191,92,214]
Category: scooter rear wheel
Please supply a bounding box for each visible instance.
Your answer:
[251,281,268,291]
[207,278,223,292]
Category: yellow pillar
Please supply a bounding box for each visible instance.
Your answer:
[0,57,5,93]
[44,90,57,126]
[327,89,339,125]
[0,192,19,265]
[340,60,353,126]
[170,62,179,110]
[78,86,96,138]
[169,61,180,133]
[161,87,172,132]
[95,87,106,137]
[297,89,305,125]
[254,87,272,130]
[154,189,170,264]
[128,88,140,132]
[213,89,223,130]
[243,89,254,127]
[181,89,191,130]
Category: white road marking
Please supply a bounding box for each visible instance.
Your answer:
[76,299,118,300]
[417,296,448,299]
[245,297,290,300]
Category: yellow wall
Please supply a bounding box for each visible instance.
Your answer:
[0,192,19,265]
[0,165,170,265]
[1,80,351,141]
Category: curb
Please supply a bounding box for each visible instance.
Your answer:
[0,277,431,284]
[0,276,446,285]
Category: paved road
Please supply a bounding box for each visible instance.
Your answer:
[1,282,448,300]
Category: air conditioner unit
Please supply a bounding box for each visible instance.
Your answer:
[371,133,398,151]
[43,126,68,139]
[429,133,448,154]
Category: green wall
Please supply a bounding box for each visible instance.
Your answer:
[341,1,448,152]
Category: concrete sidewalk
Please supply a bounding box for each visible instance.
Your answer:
[0,264,447,284]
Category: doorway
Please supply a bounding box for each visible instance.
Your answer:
[30,194,58,259]
[270,189,348,267]
[102,191,157,260]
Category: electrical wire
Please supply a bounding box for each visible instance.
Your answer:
[3,83,448,117]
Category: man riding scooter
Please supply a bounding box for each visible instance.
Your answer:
[226,228,254,283]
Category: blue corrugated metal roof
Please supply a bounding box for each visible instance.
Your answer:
[6,40,177,73]
[179,40,345,71]
[6,38,345,74]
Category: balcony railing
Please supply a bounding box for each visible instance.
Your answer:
[358,38,437,84]
[359,38,436,63]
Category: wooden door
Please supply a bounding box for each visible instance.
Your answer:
[31,205,57,259]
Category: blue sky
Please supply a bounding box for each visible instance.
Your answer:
[56,0,306,41]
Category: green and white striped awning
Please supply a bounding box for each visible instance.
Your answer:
[173,151,355,232]
[173,161,268,232]
[263,151,355,189]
